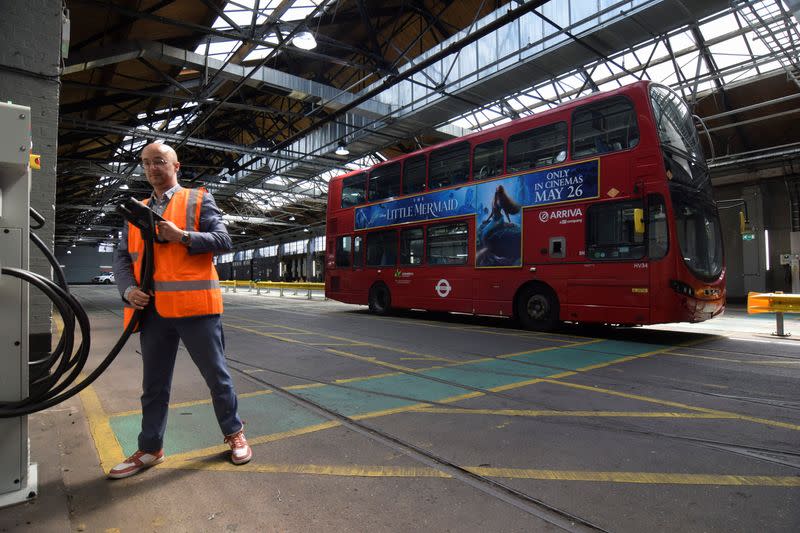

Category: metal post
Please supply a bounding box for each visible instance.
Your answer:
[774,312,790,337]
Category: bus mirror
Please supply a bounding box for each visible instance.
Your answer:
[633,208,645,235]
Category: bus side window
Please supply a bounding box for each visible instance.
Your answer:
[366,230,397,267]
[429,142,469,189]
[586,200,646,260]
[368,162,401,202]
[353,235,364,268]
[400,228,424,265]
[572,96,639,159]
[341,173,367,208]
[403,154,427,195]
[473,139,504,180]
[335,236,352,267]
[647,194,668,259]
[427,222,469,265]
[507,122,568,173]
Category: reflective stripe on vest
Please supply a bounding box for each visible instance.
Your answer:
[122,187,222,329]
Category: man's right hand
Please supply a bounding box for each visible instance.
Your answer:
[127,287,152,310]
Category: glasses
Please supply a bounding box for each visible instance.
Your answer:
[141,158,170,168]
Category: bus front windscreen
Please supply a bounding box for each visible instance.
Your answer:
[650,84,711,193]
[672,190,723,281]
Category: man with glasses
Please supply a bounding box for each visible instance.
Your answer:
[110,142,252,479]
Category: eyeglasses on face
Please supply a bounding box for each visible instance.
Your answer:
[140,158,170,168]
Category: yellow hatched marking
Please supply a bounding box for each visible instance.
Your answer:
[166,421,342,463]
[367,313,588,342]
[78,382,125,474]
[409,408,739,419]
[160,461,800,486]
[543,379,800,431]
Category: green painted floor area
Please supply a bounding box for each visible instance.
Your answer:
[109,339,665,457]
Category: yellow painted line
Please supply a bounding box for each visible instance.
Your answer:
[77,382,125,474]
[305,343,371,346]
[368,313,588,342]
[165,421,342,463]
[325,348,416,372]
[166,461,449,477]
[409,408,738,419]
[160,461,800,486]
[400,356,456,362]
[466,468,800,487]
[543,379,800,431]
[666,351,800,366]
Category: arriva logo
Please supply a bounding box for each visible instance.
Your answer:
[539,207,583,223]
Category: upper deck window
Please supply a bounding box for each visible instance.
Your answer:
[341,173,366,208]
[572,96,639,159]
[429,142,469,189]
[507,122,567,173]
[403,154,427,195]
[473,139,504,180]
[368,162,401,202]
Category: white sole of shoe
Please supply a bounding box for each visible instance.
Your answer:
[107,455,166,479]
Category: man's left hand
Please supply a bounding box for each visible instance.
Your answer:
[156,220,185,242]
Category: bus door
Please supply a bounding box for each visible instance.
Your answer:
[331,234,361,300]
[644,193,670,320]
[568,199,651,324]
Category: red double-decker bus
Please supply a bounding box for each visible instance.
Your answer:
[325,81,725,330]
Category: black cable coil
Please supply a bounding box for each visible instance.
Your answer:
[0,207,155,417]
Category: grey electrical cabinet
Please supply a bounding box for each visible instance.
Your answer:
[0,102,34,504]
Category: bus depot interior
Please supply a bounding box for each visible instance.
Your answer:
[1,1,799,532]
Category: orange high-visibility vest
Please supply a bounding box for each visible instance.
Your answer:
[123,187,222,330]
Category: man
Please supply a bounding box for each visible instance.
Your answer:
[110,142,251,479]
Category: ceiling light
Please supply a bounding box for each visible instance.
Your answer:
[240,230,246,234]
[303,227,310,233]
[292,30,317,50]
[66,250,72,254]
[335,141,349,156]
[289,215,296,221]
[120,184,129,190]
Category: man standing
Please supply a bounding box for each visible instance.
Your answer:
[110,142,251,479]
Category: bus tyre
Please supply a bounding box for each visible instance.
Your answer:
[368,284,392,315]
[517,285,559,331]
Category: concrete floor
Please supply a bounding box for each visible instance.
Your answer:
[1,286,798,532]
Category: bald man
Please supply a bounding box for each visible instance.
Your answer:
[110,142,251,479]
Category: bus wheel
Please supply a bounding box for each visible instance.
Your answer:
[517,285,559,331]
[368,283,392,315]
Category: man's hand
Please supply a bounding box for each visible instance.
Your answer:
[156,220,184,242]
[127,288,153,310]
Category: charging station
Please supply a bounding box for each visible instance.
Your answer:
[0,102,37,507]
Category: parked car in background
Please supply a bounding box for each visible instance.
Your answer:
[92,272,115,284]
